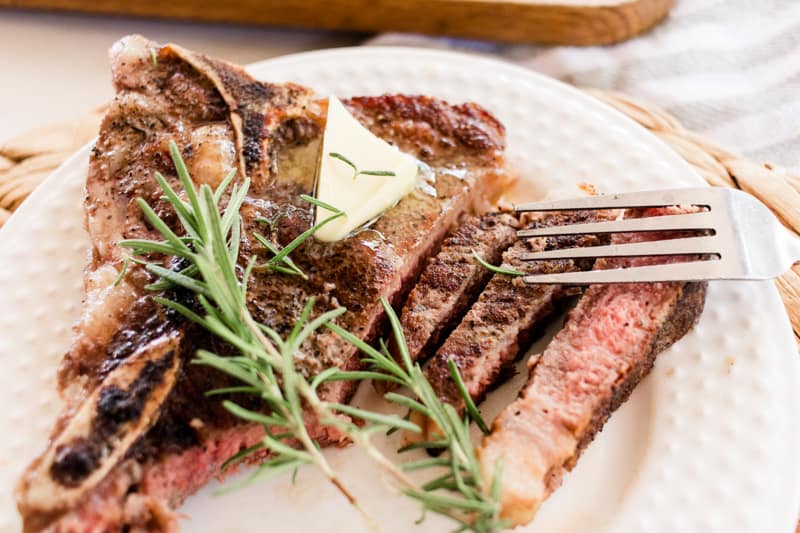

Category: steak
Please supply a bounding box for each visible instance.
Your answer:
[16,35,511,532]
[477,208,708,527]
[397,211,519,363]
[423,211,612,416]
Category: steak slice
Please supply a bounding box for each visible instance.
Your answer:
[477,209,708,527]
[17,35,511,532]
[423,211,612,415]
[398,211,519,363]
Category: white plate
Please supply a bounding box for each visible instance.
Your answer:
[0,47,798,533]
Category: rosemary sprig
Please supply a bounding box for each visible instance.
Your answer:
[121,141,504,532]
[327,302,505,532]
[329,152,397,180]
[472,249,525,277]
[120,142,411,526]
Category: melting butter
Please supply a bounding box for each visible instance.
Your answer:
[314,96,418,242]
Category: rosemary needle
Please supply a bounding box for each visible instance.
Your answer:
[328,152,397,180]
[472,249,525,277]
[112,257,130,287]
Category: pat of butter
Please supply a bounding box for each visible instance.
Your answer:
[314,96,418,241]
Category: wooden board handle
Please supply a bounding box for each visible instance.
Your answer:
[0,0,674,45]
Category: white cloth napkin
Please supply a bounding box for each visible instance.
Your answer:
[369,0,800,173]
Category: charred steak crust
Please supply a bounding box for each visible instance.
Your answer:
[18,35,511,532]
[344,95,505,158]
[423,211,612,414]
[398,212,519,363]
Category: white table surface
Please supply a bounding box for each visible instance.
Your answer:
[0,10,364,142]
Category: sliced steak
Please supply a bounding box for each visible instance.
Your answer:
[478,208,708,527]
[398,211,519,363]
[17,35,511,532]
[423,211,612,415]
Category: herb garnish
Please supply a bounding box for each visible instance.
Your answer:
[253,195,345,279]
[121,141,505,532]
[327,306,505,532]
[472,249,525,277]
[149,47,158,66]
[329,152,397,180]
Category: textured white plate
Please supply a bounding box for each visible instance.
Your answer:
[0,47,798,533]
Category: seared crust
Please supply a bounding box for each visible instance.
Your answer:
[345,95,505,158]
[398,212,519,363]
[424,211,611,414]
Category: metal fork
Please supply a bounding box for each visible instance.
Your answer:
[513,188,800,284]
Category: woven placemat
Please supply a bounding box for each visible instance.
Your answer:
[0,90,798,528]
[1,93,798,346]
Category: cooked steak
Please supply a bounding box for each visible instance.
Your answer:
[478,208,708,527]
[17,35,510,531]
[423,211,611,415]
[398,211,519,363]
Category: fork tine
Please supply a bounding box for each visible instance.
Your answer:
[514,188,716,212]
[522,259,731,284]
[517,211,714,238]
[519,235,720,261]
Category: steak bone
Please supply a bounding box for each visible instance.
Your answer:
[17,333,181,522]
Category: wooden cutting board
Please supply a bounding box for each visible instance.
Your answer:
[0,0,674,45]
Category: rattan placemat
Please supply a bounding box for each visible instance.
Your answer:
[0,89,799,529]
